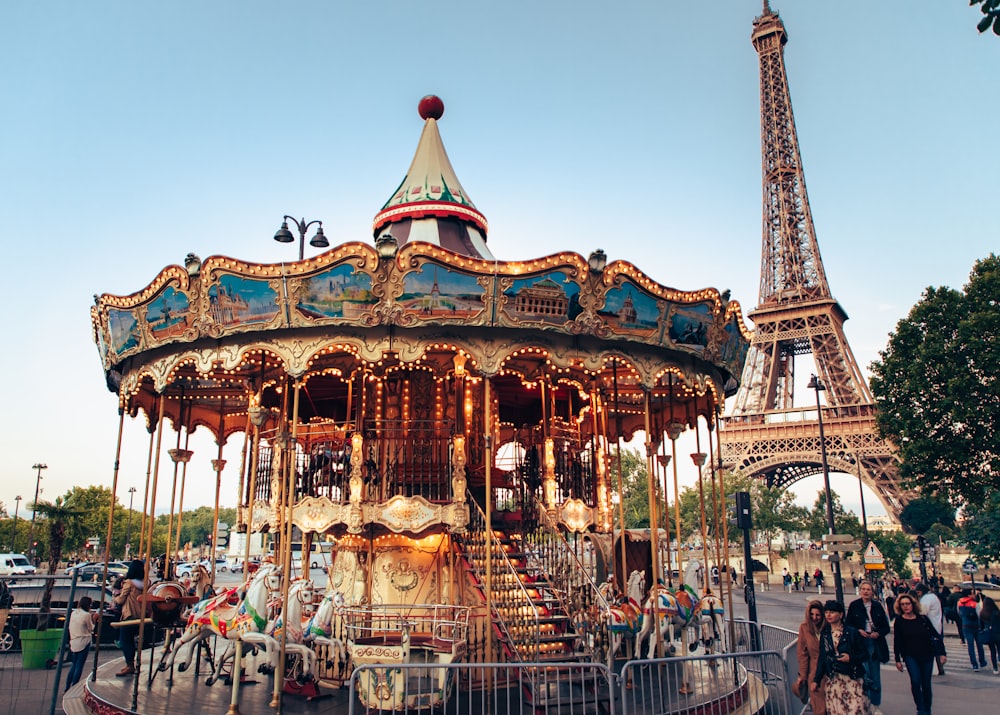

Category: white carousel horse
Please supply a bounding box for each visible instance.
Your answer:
[270,579,318,676]
[304,591,346,668]
[634,581,682,659]
[163,563,280,684]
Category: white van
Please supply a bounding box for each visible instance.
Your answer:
[0,553,37,576]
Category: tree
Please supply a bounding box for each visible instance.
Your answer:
[747,484,809,550]
[31,496,84,630]
[870,255,1000,507]
[963,491,1000,563]
[869,530,913,579]
[805,491,862,542]
[899,495,956,535]
[971,0,1000,35]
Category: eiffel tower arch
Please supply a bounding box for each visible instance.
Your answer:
[719,3,906,518]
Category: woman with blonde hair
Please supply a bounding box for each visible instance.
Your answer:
[795,600,826,715]
[893,592,943,715]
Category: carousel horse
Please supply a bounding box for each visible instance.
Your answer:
[162,562,280,685]
[602,570,644,658]
[696,590,726,654]
[270,578,318,677]
[304,591,346,668]
[634,581,682,659]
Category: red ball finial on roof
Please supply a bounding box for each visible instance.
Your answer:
[418,95,444,120]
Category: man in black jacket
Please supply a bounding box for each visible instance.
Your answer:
[847,580,891,714]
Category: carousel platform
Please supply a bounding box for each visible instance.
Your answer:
[65,651,352,715]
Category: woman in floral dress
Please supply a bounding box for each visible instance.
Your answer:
[813,600,871,715]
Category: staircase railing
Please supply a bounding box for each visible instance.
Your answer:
[528,496,614,668]
[462,493,541,663]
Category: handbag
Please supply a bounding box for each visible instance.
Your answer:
[925,617,947,657]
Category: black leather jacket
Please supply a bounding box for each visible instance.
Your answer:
[814,623,867,683]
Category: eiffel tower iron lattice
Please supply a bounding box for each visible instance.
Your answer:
[720,3,906,518]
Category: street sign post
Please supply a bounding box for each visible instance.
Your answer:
[962,558,978,574]
[863,541,885,570]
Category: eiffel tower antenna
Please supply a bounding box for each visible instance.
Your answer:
[721,5,905,517]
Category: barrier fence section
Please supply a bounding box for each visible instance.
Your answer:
[619,650,797,715]
[347,661,614,715]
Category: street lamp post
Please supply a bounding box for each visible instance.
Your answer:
[808,375,845,604]
[10,495,21,551]
[125,486,137,559]
[273,215,329,261]
[27,463,47,560]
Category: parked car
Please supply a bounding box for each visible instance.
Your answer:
[65,561,129,582]
[1,582,159,652]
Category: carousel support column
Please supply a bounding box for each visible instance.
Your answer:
[691,416,710,594]
[134,393,167,710]
[612,361,628,590]
[227,639,244,715]
[91,405,126,682]
[164,391,186,579]
[211,458,227,589]
[642,388,663,658]
[590,387,610,532]
[275,380,302,714]
[714,409,737,651]
[138,419,157,562]
[482,376,493,665]
[234,409,252,534]
[654,390,672,587]
[172,431,192,566]
[543,437,556,512]
[668,422,685,580]
[245,399,267,568]
[165,447,193,576]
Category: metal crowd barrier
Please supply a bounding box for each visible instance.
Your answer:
[619,650,797,715]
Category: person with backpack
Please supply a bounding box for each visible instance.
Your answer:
[957,589,986,671]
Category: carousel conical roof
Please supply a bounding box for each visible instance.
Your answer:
[372,95,493,260]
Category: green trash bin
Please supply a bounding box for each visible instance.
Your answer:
[20,628,63,669]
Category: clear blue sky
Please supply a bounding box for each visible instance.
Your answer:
[1,2,996,525]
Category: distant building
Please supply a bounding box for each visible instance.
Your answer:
[867,515,901,532]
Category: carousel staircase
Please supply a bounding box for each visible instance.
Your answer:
[456,494,611,713]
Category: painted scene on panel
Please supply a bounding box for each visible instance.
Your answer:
[108,308,139,355]
[598,281,660,336]
[400,264,485,319]
[667,302,713,350]
[208,274,279,327]
[502,271,581,325]
[146,286,191,340]
[296,264,376,320]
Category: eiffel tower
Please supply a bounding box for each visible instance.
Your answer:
[720,3,906,517]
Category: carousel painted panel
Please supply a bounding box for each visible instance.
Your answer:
[143,286,192,343]
[107,307,141,358]
[665,301,714,352]
[205,273,282,334]
[398,262,487,324]
[499,270,582,327]
[597,278,661,341]
[292,262,378,323]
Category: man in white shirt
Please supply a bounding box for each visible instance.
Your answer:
[916,583,945,675]
[65,596,97,691]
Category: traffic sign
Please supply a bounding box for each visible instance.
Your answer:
[863,541,885,570]
[962,558,978,574]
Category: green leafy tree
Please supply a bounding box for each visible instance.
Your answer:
[869,530,913,579]
[971,0,1000,35]
[745,483,809,550]
[922,522,956,546]
[870,255,1000,508]
[806,491,862,542]
[31,496,85,630]
[899,495,956,535]
[963,491,1000,563]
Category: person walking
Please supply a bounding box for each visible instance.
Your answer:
[112,559,146,677]
[846,580,890,714]
[957,589,986,671]
[813,600,870,715]
[978,595,1000,674]
[815,568,825,596]
[65,596,97,691]
[945,588,964,644]
[915,583,945,675]
[893,592,944,715]
[796,600,827,715]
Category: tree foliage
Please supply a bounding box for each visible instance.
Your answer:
[899,495,956,535]
[870,255,1000,507]
[869,529,913,579]
[805,490,862,542]
[963,491,1000,563]
[971,0,1000,35]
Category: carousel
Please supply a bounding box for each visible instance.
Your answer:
[82,95,758,715]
